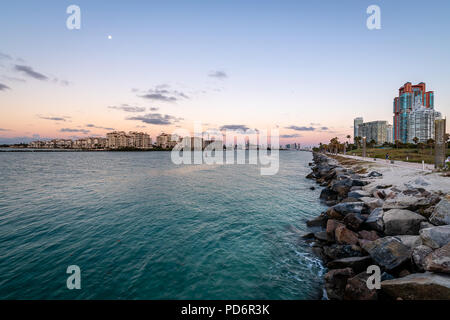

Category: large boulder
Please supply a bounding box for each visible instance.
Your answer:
[365,208,384,232]
[335,225,359,245]
[326,219,344,239]
[344,271,378,300]
[306,213,328,227]
[360,197,384,211]
[332,202,365,215]
[383,196,422,211]
[381,272,450,300]
[382,209,426,235]
[430,199,450,226]
[347,190,371,199]
[327,256,372,273]
[330,179,353,199]
[424,243,450,274]
[412,245,433,271]
[362,237,411,271]
[419,225,450,249]
[319,187,338,202]
[394,235,422,249]
[343,212,365,231]
[323,244,364,261]
[324,267,354,300]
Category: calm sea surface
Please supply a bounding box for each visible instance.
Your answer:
[0,151,326,299]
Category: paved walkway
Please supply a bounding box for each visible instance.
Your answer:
[330,153,435,172]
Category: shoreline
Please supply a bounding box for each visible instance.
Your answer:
[304,152,450,300]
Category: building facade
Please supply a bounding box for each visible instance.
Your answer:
[357,120,392,145]
[353,117,363,142]
[106,131,151,149]
[393,82,435,143]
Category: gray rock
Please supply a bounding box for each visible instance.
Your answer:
[420,221,434,230]
[383,209,426,235]
[365,207,384,232]
[394,235,422,249]
[360,197,384,211]
[327,256,372,273]
[324,267,354,300]
[331,202,365,215]
[348,190,371,199]
[383,196,421,210]
[381,272,450,300]
[412,245,433,271]
[424,243,450,274]
[430,198,450,226]
[362,236,411,270]
[368,171,382,177]
[344,272,378,300]
[419,225,450,249]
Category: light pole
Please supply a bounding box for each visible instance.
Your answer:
[362,136,367,158]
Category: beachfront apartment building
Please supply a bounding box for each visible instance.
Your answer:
[106,131,151,149]
[357,120,393,145]
[393,82,437,143]
[156,133,179,149]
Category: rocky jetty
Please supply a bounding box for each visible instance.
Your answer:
[305,152,450,300]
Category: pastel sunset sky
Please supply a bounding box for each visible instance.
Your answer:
[1,0,449,146]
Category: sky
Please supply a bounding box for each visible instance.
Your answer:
[0,0,449,146]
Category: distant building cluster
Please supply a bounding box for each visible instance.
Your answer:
[28,132,225,150]
[29,137,107,149]
[353,82,443,145]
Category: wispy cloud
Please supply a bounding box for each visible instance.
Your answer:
[85,124,115,131]
[285,125,315,131]
[38,115,70,122]
[0,128,11,131]
[280,133,301,138]
[0,52,12,60]
[320,127,329,131]
[149,107,159,111]
[14,65,48,81]
[219,124,250,131]
[60,128,90,134]
[108,104,146,112]
[208,70,228,79]
[0,83,10,91]
[138,85,189,102]
[127,113,183,125]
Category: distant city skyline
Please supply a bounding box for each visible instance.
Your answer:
[1,0,449,146]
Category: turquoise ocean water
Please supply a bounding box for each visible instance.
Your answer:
[0,151,326,299]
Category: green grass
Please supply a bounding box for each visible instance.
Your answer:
[346,147,449,164]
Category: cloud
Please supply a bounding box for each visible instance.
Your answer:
[85,124,115,131]
[60,128,90,134]
[285,125,315,131]
[108,104,146,112]
[219,124,250,132]
[150,107,159,111]
[0,128,11,131]
[310,122,321,126]
[38,115,70,122]
[14,65,48,80]
[208,70,228,79]
[126,113,183,125]
[280,134,301,138]
[320,127,329,131]
[0,83,10,91]
[0,52,12,60]
[138,85,189,102]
